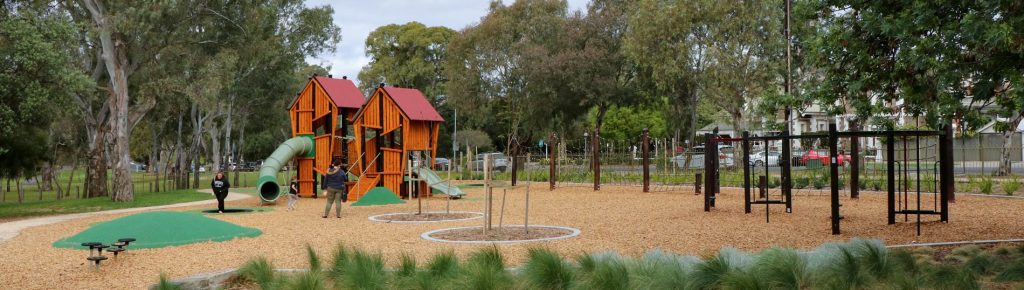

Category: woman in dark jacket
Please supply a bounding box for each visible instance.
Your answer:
[211,171,231,213]
[322,161,348,218]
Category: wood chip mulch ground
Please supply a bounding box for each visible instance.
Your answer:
[2,183,1024,289]
[428,226,573,242]
[376,212,480,222]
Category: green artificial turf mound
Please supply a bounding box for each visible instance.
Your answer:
[351,186,405,206]
[53,211,262,249]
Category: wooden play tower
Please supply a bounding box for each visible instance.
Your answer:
[347,84,444,200]
[286,75,365,197]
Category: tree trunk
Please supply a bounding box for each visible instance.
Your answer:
[85,130,109,198]
[65,157,79,199]
[223,94,235,171]
[189,102,205,190]
[209,122,222,175]
[84,0,135,202]
[174,111,185,189]
[17,176,24,204]
[35,176,43,200]
[234,122,245,186]
[40,163,54,191]
[730,108,744,163]
[997,114,1022,176]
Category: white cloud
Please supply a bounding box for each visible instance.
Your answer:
[303,0,589,86]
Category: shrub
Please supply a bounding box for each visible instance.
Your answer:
[237,257,280,290]
[794,177,809,189]
[979,177,994,195]
[927,265,980,290]
[871,179,882,191]
[858,178,867,190]
[1002,178,1020,196]
[455,246,512,290]
[813,177,825,189]
[995,260,1024,282]
[520,248,574,290]
[155,274,181,290]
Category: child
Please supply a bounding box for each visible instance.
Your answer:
[287,176,299,211]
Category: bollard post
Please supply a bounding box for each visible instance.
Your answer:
[593,128,600,191]
[549,133,557,190]
[642,129,650,192]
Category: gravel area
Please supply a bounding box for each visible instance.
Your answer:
[428,226,574,241]
[372,212,480,222]
[1,184,1023,289]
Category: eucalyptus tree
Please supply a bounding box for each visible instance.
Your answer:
[358,22,455,100]
[624,0,719,166]
[445,0,571,150]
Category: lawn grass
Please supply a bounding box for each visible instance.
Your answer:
[0,170,288,204]
[0,189,212,220]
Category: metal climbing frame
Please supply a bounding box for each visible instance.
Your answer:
[701,124,954,236]
[828,124,954,235]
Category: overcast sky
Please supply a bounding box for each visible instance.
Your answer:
[303,0,589,86]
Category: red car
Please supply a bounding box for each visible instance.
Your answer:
[800,149,851,166]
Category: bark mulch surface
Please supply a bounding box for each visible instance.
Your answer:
[2,184,1023,289]
[428,226,573,242]
[376,212,480,222]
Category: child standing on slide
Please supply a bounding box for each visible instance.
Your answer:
[286,176,299,211]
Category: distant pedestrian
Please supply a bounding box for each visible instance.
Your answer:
[287,176,299,211]
[211,171,231,213]
[322,161,348,218]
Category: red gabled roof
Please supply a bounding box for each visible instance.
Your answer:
[314,76,365,109]
[383,87,444,122]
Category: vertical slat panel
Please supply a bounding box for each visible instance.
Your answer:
[315,135,331,173]
[298,85,313,134]
[298,158,314,197]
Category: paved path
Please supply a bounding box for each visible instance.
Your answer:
[0,190,254,244]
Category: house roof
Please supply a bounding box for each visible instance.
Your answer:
[383,87,444,122]
[697,123,734,132]
[287,76,365,110]
[314,76,365,109]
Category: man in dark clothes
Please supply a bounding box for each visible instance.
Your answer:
[322,161,348,218]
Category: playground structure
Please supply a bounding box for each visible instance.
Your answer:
[345,84,460,201]
[257,77,461,203]
[257,75,365,201]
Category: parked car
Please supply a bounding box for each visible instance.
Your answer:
[749,151,781,167]
[671,145,735,169]
[434,158,450,170]
[799,149,850,166]
[470,153,508,172]
[129,162,147,172]
[244,160,262,171]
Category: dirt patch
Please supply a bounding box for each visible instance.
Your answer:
[375,212,480,222]
[427,226,576,242]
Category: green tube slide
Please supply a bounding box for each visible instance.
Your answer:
[257,136,314,202]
